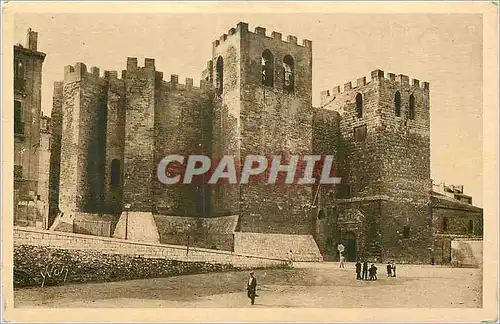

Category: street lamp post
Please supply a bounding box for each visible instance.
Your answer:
[186,223,191,256]
[124,203,131,240]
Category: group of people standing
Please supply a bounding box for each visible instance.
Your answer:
[354,260,396,281]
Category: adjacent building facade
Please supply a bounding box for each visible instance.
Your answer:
[13,28,48,228]
[46,22,483,264]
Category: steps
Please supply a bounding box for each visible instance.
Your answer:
[451,240,483,268]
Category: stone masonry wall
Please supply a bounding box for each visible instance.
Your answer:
[48,82,63,225]
[80,70,108,212]
[13,226,287,286]
[123,58,156,212]
[154,76,214,217]
[153,214,238,251]
[225,23,315,234]
[320,72,383,198]
[14,245,236,288]
[104,72,126,214]
[210,24,243,217]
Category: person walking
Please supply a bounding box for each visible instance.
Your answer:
[339,253,345,269]
[247,271,257,305]
[391,262,397,277]
[355,260,362,279]
[362,260,368,280]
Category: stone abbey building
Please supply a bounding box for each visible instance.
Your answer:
[47,22,483,264]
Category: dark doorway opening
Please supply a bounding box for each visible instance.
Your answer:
[342,232,357,262]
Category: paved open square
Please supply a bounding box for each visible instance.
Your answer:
[14,263,482,308]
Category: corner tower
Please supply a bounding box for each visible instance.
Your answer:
[320,70,432,263]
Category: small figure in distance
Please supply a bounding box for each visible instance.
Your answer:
[287,250,294,268]
[247,271,258,306]
[355,260,362,280]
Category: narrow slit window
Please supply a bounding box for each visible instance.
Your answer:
[356,93,363,118]
[394,91,401,117]
[409,93,415,120]
[14,100,23,134]
[216,56,224,96]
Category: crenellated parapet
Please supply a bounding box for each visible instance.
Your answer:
[63,63,111,86]
[320,69,429,103]
[212,21,312,50]
[154,72,202,92]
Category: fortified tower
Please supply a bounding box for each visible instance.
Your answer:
[208,22,321,260]
[57,63,108,218]
[320,70,432,263]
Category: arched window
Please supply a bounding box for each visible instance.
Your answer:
[261,50,274,87]
[110,159,121,189]
[283,55,294,92]
[216,56,223,96]
[356,93,363,118]
[409,93,415,120]
[394,91,401,117]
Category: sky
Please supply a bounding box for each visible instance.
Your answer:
[14,13,483,206]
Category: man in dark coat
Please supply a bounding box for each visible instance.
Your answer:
[247,271,257,305]
[355,260,362,280]
[362,260,368,280]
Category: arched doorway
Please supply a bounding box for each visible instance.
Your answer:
[341,231,357,262]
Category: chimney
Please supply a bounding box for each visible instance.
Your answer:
[26,28,38,51]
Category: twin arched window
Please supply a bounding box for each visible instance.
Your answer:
[217,52,295,94]
[356,93,363,118]
[394,91,416,119]
[260,51,295,92]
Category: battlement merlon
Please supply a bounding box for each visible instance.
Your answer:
[153,72,201,91]
[212,21,312,50]
[321,69,430,99]
[63,62,108,83]
[126,57,156,72]
[53,81,63,98]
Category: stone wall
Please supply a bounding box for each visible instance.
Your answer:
[122,58,156,212]
[58,63,108,214]
[154,76,214,217]
[14,227,287,268]
[210,24,242,217]
[104,72,126,214]
[153,215,238,251]
[48,82,63,226]
[233,232,323,261]
[14,244,237,288]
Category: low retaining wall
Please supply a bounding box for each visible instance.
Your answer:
[14,245,237,288]
[14,227,287,287]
